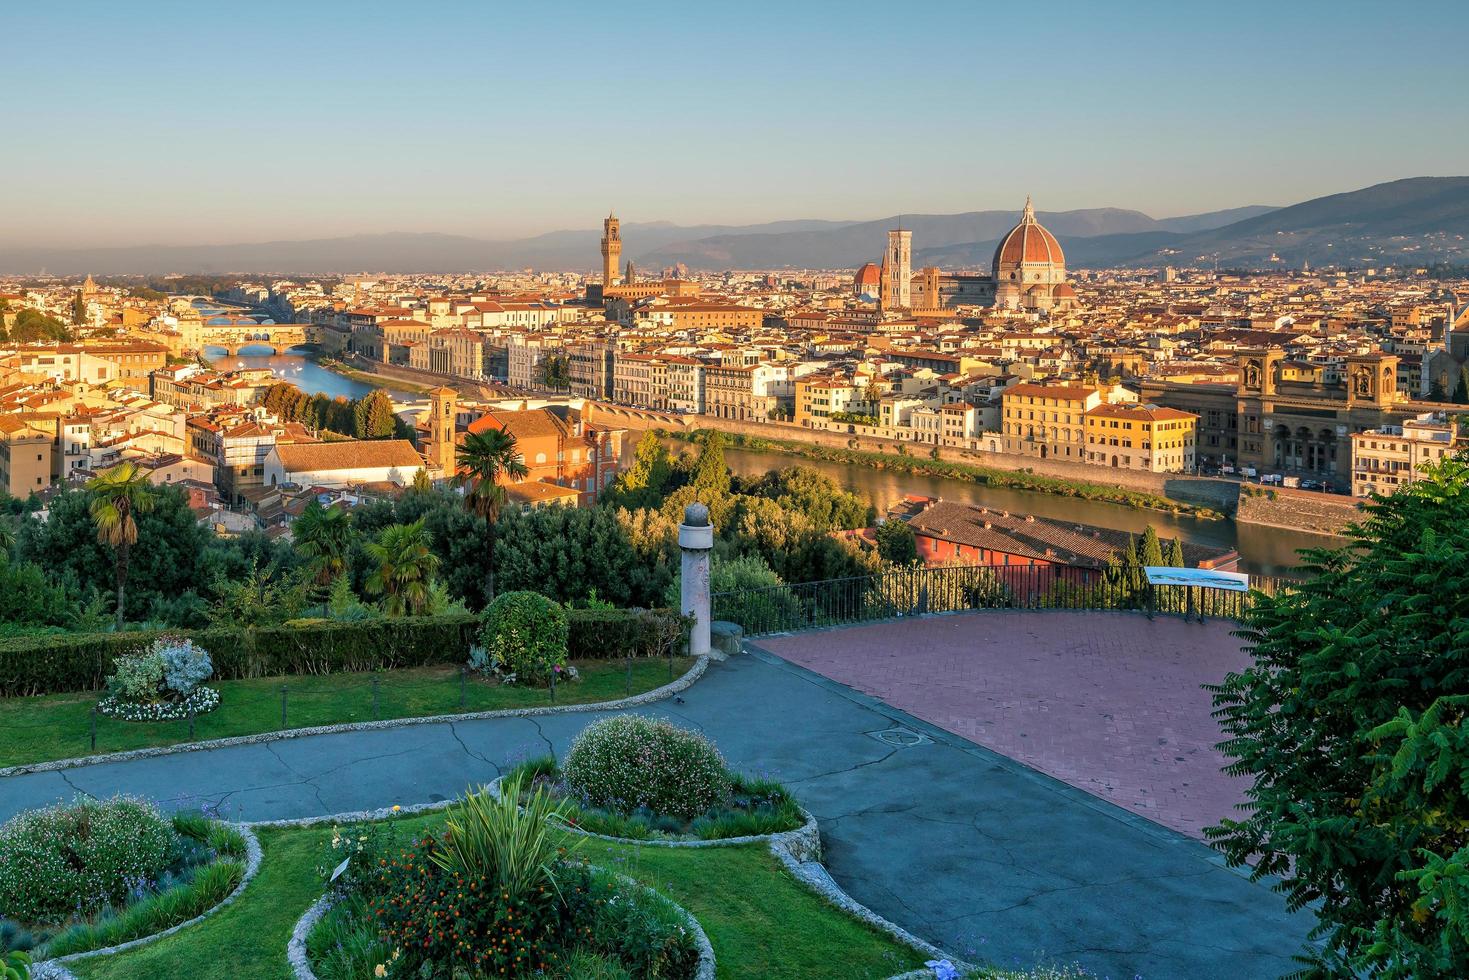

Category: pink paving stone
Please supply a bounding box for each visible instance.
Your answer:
[759,610,1252,840]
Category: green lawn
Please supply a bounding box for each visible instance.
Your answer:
[0,658,693,769]
[70,814,927,980]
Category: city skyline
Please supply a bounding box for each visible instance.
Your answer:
[4,0,1467,248]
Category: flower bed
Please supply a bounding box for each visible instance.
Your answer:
[0,797,248,962]
[502,717,809,844]
[96,636,220,723]
[97,685,220,722]
[299,781,712,980]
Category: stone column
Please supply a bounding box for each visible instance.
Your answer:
[678,502,713,658]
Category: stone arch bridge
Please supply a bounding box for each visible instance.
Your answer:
[196,323,309,355]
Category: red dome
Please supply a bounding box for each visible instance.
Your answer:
[1052,282,1077,297]
[854,262,880,287]
[991,199,1065,275]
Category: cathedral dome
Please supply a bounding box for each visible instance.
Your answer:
[854,262,880,288]
[991,197,1065,279]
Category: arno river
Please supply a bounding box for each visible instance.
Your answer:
[715,446,1340,577]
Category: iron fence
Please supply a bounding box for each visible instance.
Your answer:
[712,563,1294,637]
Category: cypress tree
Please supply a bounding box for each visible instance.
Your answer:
[1165,537,1186,568]
[1138,526,1165,567]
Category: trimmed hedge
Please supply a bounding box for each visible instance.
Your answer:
[0,608,692,697]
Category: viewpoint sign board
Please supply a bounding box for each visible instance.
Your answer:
[1143,567,1251,592]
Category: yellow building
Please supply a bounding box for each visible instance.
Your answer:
[1000,382,1105,461]
[0,417,54,495]
[1084,403,1197,473]
[661,303,764,332]
[794,375,861,428]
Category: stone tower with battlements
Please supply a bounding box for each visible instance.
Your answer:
[601,213,622,287]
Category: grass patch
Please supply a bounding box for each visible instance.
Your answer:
[0,658,693,769]
[71,813,925,980]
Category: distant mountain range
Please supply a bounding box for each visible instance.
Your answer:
[2,178,1465,276]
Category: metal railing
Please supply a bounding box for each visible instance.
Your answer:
[712,564,1294,637]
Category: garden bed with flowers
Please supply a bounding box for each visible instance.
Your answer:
[501,715,812,845]
[95,637,217,723]
[298,777,711,980]
[0,796,248,965]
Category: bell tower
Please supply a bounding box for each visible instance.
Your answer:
[427,386,458,477]
[601,213,622,287]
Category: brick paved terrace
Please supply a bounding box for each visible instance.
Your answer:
[758,610,1251,840]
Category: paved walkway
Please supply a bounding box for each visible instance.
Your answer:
[0,622,1312,979]
[761,611,1250,840]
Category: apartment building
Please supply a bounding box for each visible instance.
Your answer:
[407,328,489,380]
[1083,403,1198,473]
[466,404,626,506]
[0,416,53,495]
[703,362,794,422]
[1351,412,1462,497]
[1001,382,1109,461]
[665,357,706,414]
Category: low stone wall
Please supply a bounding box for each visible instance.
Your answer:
[1236,487,1362,537]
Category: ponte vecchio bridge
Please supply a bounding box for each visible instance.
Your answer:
[191,322,310,356]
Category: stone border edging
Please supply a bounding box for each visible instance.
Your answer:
[486,775,822,860]
[0,657,709,779]
[286,864,715,980]
[31,823,264,977]
[766,837,968,978]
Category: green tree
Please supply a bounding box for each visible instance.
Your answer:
[364,519,441,616]
[1427,377,1448,402]
[1136,525,1165,567]
[454,428,528,598]
[875,519,919,566]
[292,500,355,589]
[539,354,570,392]
[689,431,731,502]
[746,465,872,532]
[71,291,87,326]
[9,309,70,343]
[1164,537,1186,568]
[605,432,674,509]
[354,389,397,439]
[1207,456,1469,976]
[85,462,157,629]
[1453,365,1469,406]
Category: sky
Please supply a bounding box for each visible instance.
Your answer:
[3,0,1466,248]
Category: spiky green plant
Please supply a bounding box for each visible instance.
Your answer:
[431,775,580,900]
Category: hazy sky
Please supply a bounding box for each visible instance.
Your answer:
[4,0,1465,248]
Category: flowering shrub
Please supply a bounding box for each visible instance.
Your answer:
[476,591,569,686]
[370,835,570,977]
[0,796,179,924]
[100,636,217,721]
[563,716,731,820]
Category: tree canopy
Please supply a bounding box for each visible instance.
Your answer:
[1208,455,1469,976]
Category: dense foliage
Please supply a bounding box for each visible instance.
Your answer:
[260,382,409,440]
[478,590,570,685]
[564,716,731,821]
[1208,457,1469,977]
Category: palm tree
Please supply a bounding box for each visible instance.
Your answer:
[293,500,355,589]
[454,428,528,599]
[86,462,157,629]
[364,519,441,616]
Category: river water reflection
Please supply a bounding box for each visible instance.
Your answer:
[712,445,1341,577]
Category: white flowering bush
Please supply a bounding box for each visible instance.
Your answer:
[0,796,179,924]
[100,636,218,721]
[563,716,731,820]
